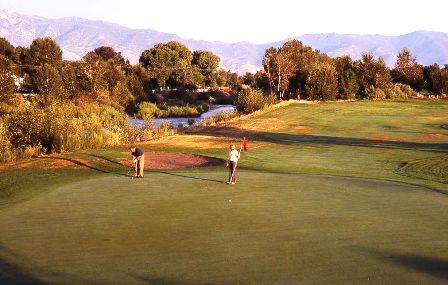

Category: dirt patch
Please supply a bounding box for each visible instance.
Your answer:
[0,155,81,170]
[123,152,223,169]
[425,133,448,138]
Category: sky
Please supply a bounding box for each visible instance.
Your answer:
[0,0,447,43]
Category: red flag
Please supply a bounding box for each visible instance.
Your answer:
[242,137,248,151]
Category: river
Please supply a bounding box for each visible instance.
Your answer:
[129,105,236,128]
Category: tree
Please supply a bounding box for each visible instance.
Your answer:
[235,88,265,114]
[263,47,277,94]
[14,46,29,65]
[391,48,424,90]
[0,37,15,59]
[305,60,338,101]
[0,55,15,102]
[93,46,126,67]
[35,63,67,105]
[192,50,220,86]
[28,37,63,66]
[59,61,80,99]
[262,41,301,99]
[140,41,193,89]
[253,70,271,93]
[335,56,358,99]
[355,53,391,99]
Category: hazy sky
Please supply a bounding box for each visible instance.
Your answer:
[1,0,447,43]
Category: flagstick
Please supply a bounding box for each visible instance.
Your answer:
[229,144,242,183]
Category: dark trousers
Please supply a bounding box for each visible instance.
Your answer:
[228,161,237,183]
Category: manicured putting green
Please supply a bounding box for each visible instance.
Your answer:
[1,171,447,284]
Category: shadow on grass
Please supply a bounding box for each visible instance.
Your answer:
[157,171,224,184]
[36,156,129,177]
[198,126,448,153]
[128,273,212,285]
[359,247,448,280]
[0,245,99,285]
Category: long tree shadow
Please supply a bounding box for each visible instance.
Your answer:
[358,247,448,280]
[157,171,224,184]
[84,153,126,167]
[36,156,129,177]
[127,273,213,285]
[0,245,100,285]
[198,126,448,153]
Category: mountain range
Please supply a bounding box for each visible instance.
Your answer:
[1,10,447,74]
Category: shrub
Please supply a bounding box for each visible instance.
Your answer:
[7,102,77,153]
[363,86,386,100]
[6,102,133,154]
[153,121,175,138]
[135,102,160,120]
[235,88,266,114]
[166,89,193,102]
[384,83,419,99]
[0,119,13,163]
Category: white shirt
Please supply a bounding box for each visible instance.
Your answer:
[229,149,240,162]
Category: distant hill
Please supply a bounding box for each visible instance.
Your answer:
[1,10,447,74]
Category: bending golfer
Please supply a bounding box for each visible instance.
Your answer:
[227,144,240,184]
[130,145,145,178]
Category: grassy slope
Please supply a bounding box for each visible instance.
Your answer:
[0,100,447,284]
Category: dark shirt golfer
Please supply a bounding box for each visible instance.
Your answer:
[130,146,145,178]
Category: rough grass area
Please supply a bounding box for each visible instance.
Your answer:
[398,155,448,184]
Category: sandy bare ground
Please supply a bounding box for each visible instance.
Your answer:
[122,151,223,169]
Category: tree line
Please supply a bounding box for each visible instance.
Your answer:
[241,40,448,101]
[0,37,241,113]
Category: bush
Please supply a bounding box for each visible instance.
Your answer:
[7,102,76,153]
[363,86,386,100]
[0,119,13,163]
[235,89,266,114]
[199,111,238,126]
[5,102,133,154]
[153,121,175,138]
[135,102,160,120]
[384,83,419,99]
[166,89,193,102]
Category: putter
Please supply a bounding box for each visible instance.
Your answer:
[126,163,135,177]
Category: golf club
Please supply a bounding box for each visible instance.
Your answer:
[126,162,135,177]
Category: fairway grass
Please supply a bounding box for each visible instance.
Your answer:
[1,171,447,284]
[1,100,447,284]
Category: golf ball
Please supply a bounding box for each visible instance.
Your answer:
[229,199,231,202]
[131,177,134,180]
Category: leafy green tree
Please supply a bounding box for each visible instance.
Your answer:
[28,37,63,66]
[192,50,220,86]
[242,72,255,86]
[59,61,80,99]
[355,53,391,99]
[93,46,126,67]
[14,46,29,65]
[305,60,338,100]
[111,80,134,110]
[35,63,67,105]
[0,37,15,59]
[423,64,441,94]
[0,55,15,102]
[335,56,358,99]
[235,88,265,114]
[253,70,271,92]
[262,47,277,94]
[270,42,297,98]
[79,52,109,96]
[140,41,192,89]
[391,48,424,90]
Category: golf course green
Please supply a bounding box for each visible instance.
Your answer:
[1,100,447,284]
